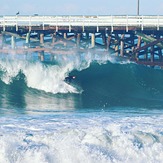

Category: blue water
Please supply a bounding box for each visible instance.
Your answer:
[0,51,163,163]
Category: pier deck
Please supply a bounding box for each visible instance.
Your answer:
[1,15,163,31]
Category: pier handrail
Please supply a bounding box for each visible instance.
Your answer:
[1,15,163,30]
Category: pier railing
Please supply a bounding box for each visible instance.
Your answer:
[0,15,163,31]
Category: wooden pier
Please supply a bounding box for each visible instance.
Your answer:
[1,15,163,66]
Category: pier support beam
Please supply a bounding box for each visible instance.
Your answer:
[102,33,106,48]
[158,48,162,61]
[26,32,30,45]
[131,34,135,53]
[38,51,45,62]
[0,34,6,48]
[86,32,90,47]
[150,46,154,62]
[136,36,142,60]
[106,35,111,51]
[143,42,148,60]
[86,32,89,40]
[120,34,125,56]
[91,33,95,48]
[115,44,119,56]
[63,33,67,46]
[11,36,16,49]
[52,33,57,44]
[114,34,119,56]
[40,33,44,44]
[63,33,67,39]
[76,33,81,48]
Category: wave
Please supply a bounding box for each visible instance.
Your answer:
[0,51,163,109]
[0,51,122,94]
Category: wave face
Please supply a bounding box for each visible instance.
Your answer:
[0,52,163,110]
[72,61,163,109]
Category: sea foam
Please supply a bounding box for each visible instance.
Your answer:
[0,113,162,163]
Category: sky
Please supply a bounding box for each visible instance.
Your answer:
[0,0,163,16]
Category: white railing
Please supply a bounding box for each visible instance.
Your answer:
[0,15,163,31]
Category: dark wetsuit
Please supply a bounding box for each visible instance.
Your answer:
[64,76,76,83]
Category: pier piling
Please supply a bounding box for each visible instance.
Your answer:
[40,34,44,44]
[11,36,16,49]
[120,34,125,57]
[91,33,95,48]
[26,33,30,45]
[38,51,45,62]
[76,33,81,48]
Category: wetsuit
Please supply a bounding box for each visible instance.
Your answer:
[64,76,76,83]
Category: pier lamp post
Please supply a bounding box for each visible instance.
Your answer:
[137,0,140,15]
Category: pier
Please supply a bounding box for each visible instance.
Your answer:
[1,15,163,66]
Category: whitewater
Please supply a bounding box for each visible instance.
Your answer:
[0,51,163,163]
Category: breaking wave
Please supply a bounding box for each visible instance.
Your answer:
[0,51,163,109]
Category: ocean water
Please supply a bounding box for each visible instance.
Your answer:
[0,51,163,163]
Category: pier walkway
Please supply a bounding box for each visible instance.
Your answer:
[1,15,163,31]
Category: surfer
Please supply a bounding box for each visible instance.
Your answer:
[64,76,76,83]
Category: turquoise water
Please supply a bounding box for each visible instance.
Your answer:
[0,52,163,162]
